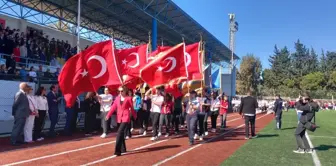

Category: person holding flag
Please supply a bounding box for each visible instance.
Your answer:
[105,85,137,156]
[186,90,200,145]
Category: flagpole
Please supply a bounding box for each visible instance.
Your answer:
[199,33,204,99]
[76,0,81,54]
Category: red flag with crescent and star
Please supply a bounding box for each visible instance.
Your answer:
[147,43,202,80]
[140,43,188,87]
[116,44,148,78]
[58,53,95,107]
[59,39,122,107]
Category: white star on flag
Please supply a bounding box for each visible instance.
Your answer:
[80,69,88,77]
[122,59,127,65]
[157,66,163,71]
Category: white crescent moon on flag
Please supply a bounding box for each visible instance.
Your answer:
[163,57,176,73]
[87,55,107,79]
[128,53,140,68]
[185,52,191,66]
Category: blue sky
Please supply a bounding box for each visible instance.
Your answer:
[173,0,336,69]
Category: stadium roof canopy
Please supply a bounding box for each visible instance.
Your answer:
[5,0,239,64]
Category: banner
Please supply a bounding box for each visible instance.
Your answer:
[0,18,6,29]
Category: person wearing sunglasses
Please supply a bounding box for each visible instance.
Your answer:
[105,86,137,156]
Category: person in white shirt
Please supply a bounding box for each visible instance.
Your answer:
[210,91,220,133]
[98,88,113,138]
[145,87,164,141]
[186,90,200,145]
[24,86,38,143]
[33,86,49,141]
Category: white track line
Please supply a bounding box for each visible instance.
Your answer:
[78,116,244,166]
[153,114,270,166]
[4,134,142,166]
[306,132,322,166]
[4,115,243,166]
[82,140,168,166]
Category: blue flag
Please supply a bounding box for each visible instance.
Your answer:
[211,69,220,89]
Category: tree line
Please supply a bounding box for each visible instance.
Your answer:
[236,39,336,99]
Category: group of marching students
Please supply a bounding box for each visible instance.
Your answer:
[83,85,229,156]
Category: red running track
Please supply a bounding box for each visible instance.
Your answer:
[0,113,273,166]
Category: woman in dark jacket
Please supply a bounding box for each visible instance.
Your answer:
[84,92,100,136]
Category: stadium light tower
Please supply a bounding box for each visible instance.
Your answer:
[228,13,238,97]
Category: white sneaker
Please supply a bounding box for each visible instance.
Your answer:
[165,134,169,137]
[37,137,44,141]
[199,135,203,141]
[194,134,198,139]
[100,133,107,138]
[205,132,209,136]
[158,132,162,137]
[125,136,129,140]
[130,128,134,132]
[150,136,158,141]
[143,131,147,136]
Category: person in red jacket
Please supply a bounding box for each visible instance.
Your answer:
[220,95,229,129]
[106,86,137,156]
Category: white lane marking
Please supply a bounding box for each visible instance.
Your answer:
[4,135,142,166]
[306,132,322,166]
[153,114,270,166]
[4,114,246,166]
[81,140,168,166]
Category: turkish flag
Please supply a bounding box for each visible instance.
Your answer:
[123,75,144,89]
[83,39,122,90]
[140,43,188,87]
[165,80,183,98]
[148,46,171,62]
[148,43,202,80]
[185,42,202,80]
[116,44,148,77]
[58,54,95,107]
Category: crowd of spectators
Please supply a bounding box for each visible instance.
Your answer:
[0,24,87,82]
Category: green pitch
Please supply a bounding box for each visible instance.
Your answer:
[222,110,336,166]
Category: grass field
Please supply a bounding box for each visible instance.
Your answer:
[222,110,336,166]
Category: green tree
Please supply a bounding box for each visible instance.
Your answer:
[327,71,336,90]
[308,48,319,72]
[291,39,310,77]
[320,49,327,72]
[236,54,262,95]
[300,72,326,91]
[326,51,336,72]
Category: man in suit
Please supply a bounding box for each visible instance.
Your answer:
[47,85,60,137]
[239,90,259,139]
[11,82,30,146]
[274,95,283,130]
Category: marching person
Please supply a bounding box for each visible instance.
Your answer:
[24,86,38,143]
[105,86,137,156]
[98,87,113,138]
[84,92,99,136]
[11,82,30,146]
[239,90,258,139]
[145,87,164,141]
[186,90,200,145]
[210,91,220,133]
[141,87,151,136]
[293,93,319,153]
[274,94,283,130]
[158,93,174,137]
[220,95,229,129]
[133,90,143,135]
[172,93,183,134]
[34,86,48,141]
[195,90,208,140]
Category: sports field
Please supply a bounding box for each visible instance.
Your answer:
[222,110,336,166]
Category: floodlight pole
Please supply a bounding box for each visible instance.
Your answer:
[229,13,238,98]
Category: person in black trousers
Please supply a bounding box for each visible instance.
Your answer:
[293,93,319,154]
[274,95,283,130]
[84,92,99,136]
[172,95,183,134]
[33,86,48,141]
[105,86,137,156]
[239,90,258,139]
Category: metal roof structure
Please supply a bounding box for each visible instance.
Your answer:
[3,0,239,64]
